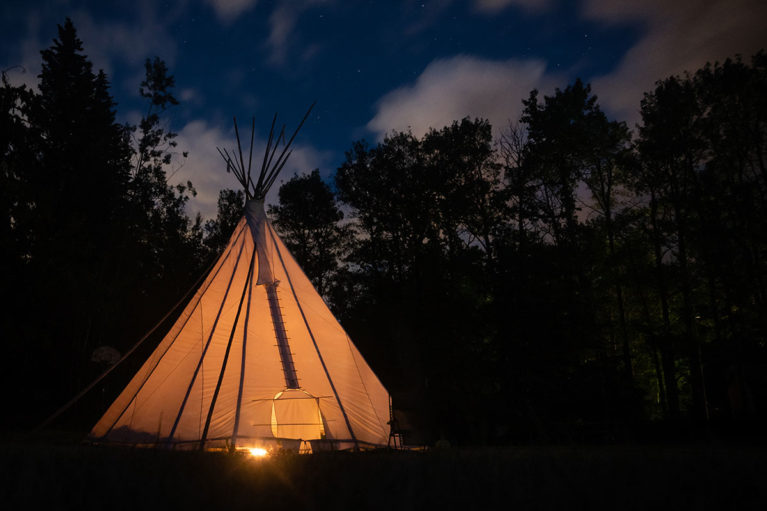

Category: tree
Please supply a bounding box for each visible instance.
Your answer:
[0,19,137,417]
[0,71,38,424]
[125,56,202,311]
[498,121,538,248]
[421,118,505,264]
[520,79,598,245]
[28,18,132,387]
[204,188,246,256]
[336,121,505,442]
[505,80,646,429]
[269,170,350,299]
[337,132,434,284]
[638,74,709,420]
[581,110,635,382]
[0,70,33,276]
[134,57,181,178]
[686,53,767,419]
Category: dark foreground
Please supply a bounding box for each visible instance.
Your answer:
[1,441,765,510]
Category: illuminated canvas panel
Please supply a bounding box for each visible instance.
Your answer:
[90,201,390,450]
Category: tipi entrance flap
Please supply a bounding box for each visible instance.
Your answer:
[270,388,326,440]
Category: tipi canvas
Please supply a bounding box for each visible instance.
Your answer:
[89,112,391,451]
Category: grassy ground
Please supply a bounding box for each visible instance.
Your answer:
[1,441,766,510]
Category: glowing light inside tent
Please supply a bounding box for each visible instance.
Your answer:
[248,447,269,458]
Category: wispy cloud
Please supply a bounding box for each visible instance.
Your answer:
[205,0,259,23]
[72,7,177,80]
[267,2,297,64]
[2,2,178,94]
[267,0,327,65]
[368,55,559,139]
[172,120,242,220]
[3,10,44,90]
[585,0,767,125]
[179,87,203,105]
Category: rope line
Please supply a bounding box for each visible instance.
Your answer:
[35,250,222,433]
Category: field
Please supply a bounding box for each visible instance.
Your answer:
[2,440,766,510]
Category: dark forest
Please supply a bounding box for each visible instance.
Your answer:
[2,19,766,446]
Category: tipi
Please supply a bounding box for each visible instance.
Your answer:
[89,110,391,452]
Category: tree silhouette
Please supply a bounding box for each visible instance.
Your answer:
[269,170,350,299]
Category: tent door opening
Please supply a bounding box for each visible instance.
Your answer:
[270,389,326,440]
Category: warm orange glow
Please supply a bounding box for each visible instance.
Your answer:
[248,447,269,457]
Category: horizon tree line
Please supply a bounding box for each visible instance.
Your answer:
[2,19,765,442]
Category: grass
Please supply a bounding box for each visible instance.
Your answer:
[1,441,766,510]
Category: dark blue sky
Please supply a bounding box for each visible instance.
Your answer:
[3,0,765,217]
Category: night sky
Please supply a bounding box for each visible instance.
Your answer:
[2,0,765,218]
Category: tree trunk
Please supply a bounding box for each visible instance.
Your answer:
[606,209,633,382]
[673,196,709,421]
[650,190,680,417]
